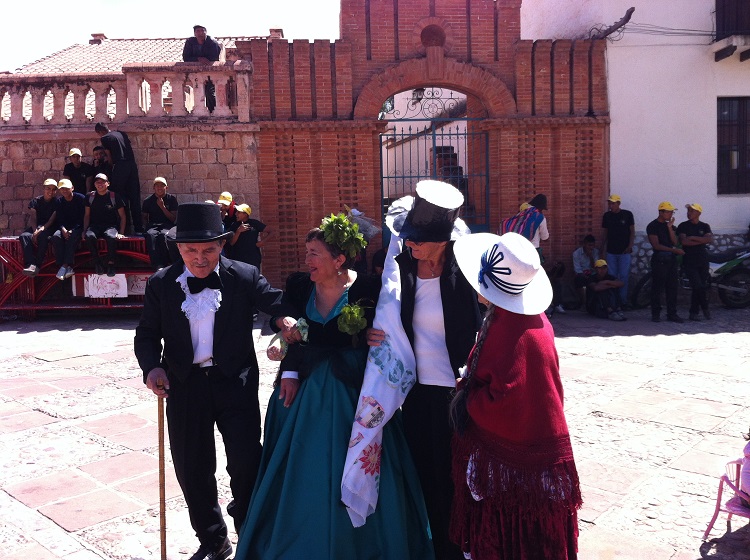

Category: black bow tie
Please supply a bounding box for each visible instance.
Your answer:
[187,272,223,294]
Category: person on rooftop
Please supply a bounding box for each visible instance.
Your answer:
[183,25,222,112]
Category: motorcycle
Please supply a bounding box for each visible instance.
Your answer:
[631,244,750,309]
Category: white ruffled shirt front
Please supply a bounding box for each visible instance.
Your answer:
[176,264,222,365]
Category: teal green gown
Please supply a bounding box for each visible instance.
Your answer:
[234,273,434,560]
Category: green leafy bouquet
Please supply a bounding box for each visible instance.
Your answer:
[338,301,369,346]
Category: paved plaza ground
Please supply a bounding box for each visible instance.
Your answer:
[0,301,749,559]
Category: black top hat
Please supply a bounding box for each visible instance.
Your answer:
[174,203,232,243]
[387,180,465,243]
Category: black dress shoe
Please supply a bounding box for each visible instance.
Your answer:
[667,314,684,324]
[689,313,702,321]
[188,538,232,560]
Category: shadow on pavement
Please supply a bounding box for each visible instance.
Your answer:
[700,524,750,559]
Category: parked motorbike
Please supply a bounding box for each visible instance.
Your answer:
[631,244,750,309]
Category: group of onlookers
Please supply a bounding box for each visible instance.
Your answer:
[571,196,712,323]
[500,193,714,323]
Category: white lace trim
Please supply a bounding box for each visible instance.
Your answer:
[176,267,222,321]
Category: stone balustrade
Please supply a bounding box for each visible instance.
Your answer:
[0,60,253,126]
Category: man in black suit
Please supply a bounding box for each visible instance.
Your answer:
[134,203,291,560]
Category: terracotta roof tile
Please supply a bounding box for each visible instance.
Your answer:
[12,37,261,75]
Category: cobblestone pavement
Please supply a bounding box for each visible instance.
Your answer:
[0,302,748,559]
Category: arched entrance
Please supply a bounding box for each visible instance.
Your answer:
[378,87,491,232]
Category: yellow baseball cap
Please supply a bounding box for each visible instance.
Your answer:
[658,201,676,212]
[44,178,58,187]
[685,203,703,213]
[608,194,621,202]
[235,203,251,215]
[57,179,73,189]
[68,148,82,157]
[153,177,168,186]
[217,191,233,206]
[594,259,608,268]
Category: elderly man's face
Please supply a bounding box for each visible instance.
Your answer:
[178,241,225,278]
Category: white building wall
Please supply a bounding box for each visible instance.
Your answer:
[522,0,750,235]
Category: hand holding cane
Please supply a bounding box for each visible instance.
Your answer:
[157,381,167,560]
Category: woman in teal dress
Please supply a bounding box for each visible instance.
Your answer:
[235,216,434,560]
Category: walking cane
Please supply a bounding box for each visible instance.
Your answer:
[157,385,167,560]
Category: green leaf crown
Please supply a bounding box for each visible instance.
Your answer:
[320,213,368,259]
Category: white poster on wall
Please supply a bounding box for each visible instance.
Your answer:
[84,274,128,298]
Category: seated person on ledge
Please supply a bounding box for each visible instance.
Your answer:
[83,173,126,277]
[587,259,626,321]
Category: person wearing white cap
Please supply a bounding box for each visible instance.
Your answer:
[677,203,713,320]
[63,148,94,195]
[50,179,86,280]
[20,179,59,277]
[601,194,635,306]
[82,173,127,276]
[142,177,179,270]
[448,231,581,559]
[646,201,685,323]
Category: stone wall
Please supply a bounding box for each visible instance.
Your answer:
[0,125,260,233]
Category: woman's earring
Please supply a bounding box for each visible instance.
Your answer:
[337,270,342,276]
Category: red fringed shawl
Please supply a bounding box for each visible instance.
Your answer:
[450,307,582,560]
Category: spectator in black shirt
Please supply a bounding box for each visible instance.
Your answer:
[183,25,222,112]
[228,203,270,268]
[94,122,142,233]
[50,179,86,281]
[63,148,94,195]
[83,173,126,277]
[646,201,685,323]
[92,145,113,179]
[677,203,713,321]
[142,177,179,270]
[20,179,59,276]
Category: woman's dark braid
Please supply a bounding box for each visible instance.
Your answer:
[449,303,495,433]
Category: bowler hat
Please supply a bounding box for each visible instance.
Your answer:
[174,203,232,243]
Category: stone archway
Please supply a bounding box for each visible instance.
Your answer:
[353,56,516,120]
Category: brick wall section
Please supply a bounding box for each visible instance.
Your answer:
[256,122,383,285]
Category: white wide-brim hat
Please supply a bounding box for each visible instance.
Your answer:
[454,232,552,315]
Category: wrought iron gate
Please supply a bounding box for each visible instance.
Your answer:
[379,88,490,232]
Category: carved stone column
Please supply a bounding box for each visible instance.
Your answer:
[212,75,232,117]
[147,78,164,117]
[112,82,128,122]
[9,86,25,125]
[51,85,68,124]
[170,75,187,116]
[190,74,209,117]
[70,84,89,124]
[126,74,145,117]
[93,84,110,121]
[29,86,47,125]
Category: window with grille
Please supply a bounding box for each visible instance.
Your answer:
[718,97,750,195]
